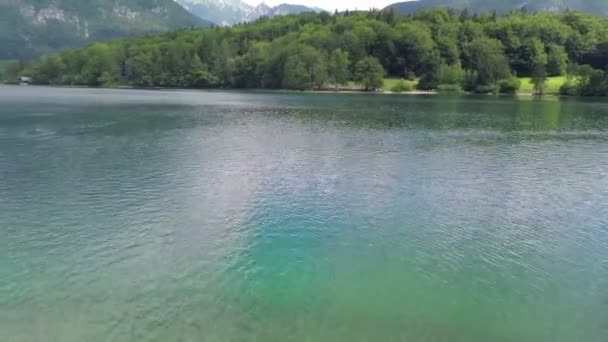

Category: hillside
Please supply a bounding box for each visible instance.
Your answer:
[19,9,608,96]
[386,0,608,16]
[0,0,211,60]
[176,0,252,26]
[248,3,324,21]
[176,0,322,25]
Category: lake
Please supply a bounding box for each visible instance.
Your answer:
[1,85,607,341]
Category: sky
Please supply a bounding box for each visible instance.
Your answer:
[242,0,400,11]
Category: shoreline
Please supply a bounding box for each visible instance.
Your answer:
[0,82,572,98]
[0,82,439,95]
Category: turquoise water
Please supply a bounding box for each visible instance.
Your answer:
[1,86,608,341]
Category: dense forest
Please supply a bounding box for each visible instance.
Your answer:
[5,9,608,96]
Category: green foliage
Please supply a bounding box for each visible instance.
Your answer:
[80,43,120,86]
[436,84,463,93]
[507,38,547,77]
[559,79,579,96]
[497,77,521,94]
[282,45,327,90]
[354,57,385,91]
[282,57,309,90]
[437,63,464,85]
[394,22,436,76]
[0,61,22,82]
[31,56,65,84]
[128,52,156,87]
[474,84,499,94]
[518,76,566,94]
[190,54,217,88]
[390,79,413,93]
[328,49,350,89]
[462,70,479,92]
[19,9,608,97]
[546,44,568,77]
[576,65,608,96]
[531,62,548,95]
[467,37,511,86]
[557,65,608,96]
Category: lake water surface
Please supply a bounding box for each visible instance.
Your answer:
[1,86,608,341]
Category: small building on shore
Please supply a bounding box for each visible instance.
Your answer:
[18,76,32,85]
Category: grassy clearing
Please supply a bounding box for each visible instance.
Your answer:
[383,78,417,90]
[327,76,569,95]
[345,78,418,91]
[385,76,566,95]
[517,76,567,94]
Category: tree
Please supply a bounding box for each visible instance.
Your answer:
[467,37,511,88]
[190,53,216,87]
[437,63,465,85]
[211,40,235,86]
[394,23,437,77]
[99,71,116,87]
[576,65,608,96]
[282,56,309,90]
[233,42,269,88]
[531,62,547,95]
[509,38,547,76]
[416,51,441,90]
[282,45,327,90]
[31,56,65,84]
[2,61,27,83]
[354,57,385,91]
[419,60,462,90]
[19,9,608,98]
[301,47,327,89]
[328,49,350,90]
[128,53,155,87]
[546,44,568,76]
[498,77,521,94]
[81,43,119,86]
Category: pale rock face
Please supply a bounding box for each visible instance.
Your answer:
[19,5,78,25]
[175,0,253,25]
[175,0,323,25]
[5,0,207,60]
[17,4,92,39]
[113,6,140,21]
[18,3,140,29]
[182,0,251,9]
[83,20,89,38]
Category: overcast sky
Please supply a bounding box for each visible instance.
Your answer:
[242,0,399,11]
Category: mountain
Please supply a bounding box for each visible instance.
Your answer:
[245,2,271,21]
[260,3,324,18]
[385,0,608,16]
[176,0,323,25]
[175,0,252,26]
[0,0,212,60]
[245,3,323,22]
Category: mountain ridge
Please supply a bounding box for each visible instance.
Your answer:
[175,0,323,25]
[1,0,211,60]
[385,0,608,16]
[176,0,252,26]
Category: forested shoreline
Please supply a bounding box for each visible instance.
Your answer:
[4,9,608,96]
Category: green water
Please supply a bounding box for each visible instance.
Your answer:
[1,86,608,341]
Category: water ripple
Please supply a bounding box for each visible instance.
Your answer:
[1,88,608,341]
